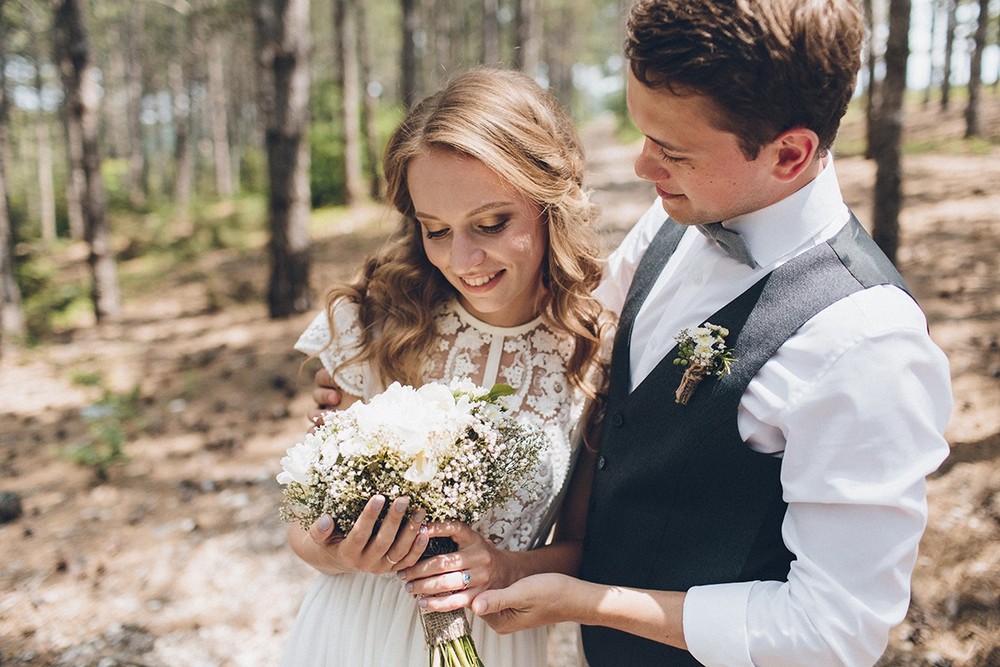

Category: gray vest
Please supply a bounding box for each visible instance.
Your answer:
[580,215,909,666]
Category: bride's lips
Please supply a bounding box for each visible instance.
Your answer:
[459,270,504,291]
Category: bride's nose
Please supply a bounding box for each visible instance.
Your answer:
[450,232,486,272]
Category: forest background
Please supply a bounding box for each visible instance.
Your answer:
[0,0,998,665]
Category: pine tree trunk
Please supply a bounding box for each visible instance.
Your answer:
[401,0,419,107]
[124,0,146,208]
[336,0,365,206]
[871,0,911,264]
[863,0,879,159]
[0,0,25,347]
[208,35,234,198]
[964,0,989,138]
[940,0,956,110]
[253,0,313,319]
[514,0,540,76]
[54,0,121,322]
[357,1,384,200]
[482,0,500,65]
[923,0,938,107]
[172,12,198,215]
[33,48,58,243]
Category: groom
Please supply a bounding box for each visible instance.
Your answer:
[314,1,952,664]
[463,1,952,665]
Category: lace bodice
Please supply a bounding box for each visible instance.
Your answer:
[294,299,588,552]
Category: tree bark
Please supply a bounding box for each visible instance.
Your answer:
[401,0,419,107]
[253,0,313,319]
[0,0,26,347]
[871,0,911,264]
[923,0,939,107]
[208,34,234,198]
[124,0,146,207]
[54,0,121,322]
[33,48,58,243]
[335,0,365,206]
[940,0,956,110]
[863,0,879,159]
[357,1,384,200]
[964,0,989,138]
[514,0,540,76]
[482,0,500,65]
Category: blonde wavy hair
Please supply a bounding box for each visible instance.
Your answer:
[324,67,610,398]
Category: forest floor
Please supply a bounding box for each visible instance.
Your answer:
[1,98,999,667]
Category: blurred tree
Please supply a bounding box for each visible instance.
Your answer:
[253,0,312,318]
[54,0,120,321]
[964,0,990,137]
[514,0,540,76]
[940,0,957,110]
[335,0,364,205]
[357,1,383,200]
[871,0,911,263]
[0,0,26,347]
[401,0,419,107]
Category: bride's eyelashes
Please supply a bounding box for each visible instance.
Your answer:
[420,215,512,241]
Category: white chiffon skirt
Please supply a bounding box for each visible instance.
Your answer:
[281,572,548,666]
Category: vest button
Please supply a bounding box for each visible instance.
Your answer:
[611,413,624,427]
[597,455,606,470]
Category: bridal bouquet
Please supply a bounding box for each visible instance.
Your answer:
[277,379,547,667]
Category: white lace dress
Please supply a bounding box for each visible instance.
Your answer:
[281,298,589,667]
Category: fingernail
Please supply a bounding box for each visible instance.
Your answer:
[397,570,407,580]
[404,582,413,592]
[394,497,408,513]
[417,597,428,608]
[370,496,385,510]
[417,534,428,546]
[412,509,426,523]
[317,514,333,531]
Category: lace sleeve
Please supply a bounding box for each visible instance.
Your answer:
[293,300,370,398]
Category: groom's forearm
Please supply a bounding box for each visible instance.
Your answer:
[570,579,688,651]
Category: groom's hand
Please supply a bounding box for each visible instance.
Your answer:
[471,573,575,633]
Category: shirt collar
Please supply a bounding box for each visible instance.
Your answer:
[724,156,849,267]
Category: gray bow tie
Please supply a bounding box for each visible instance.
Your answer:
[696,222,759,268]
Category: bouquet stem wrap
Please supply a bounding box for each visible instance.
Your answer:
[419,537,485,667]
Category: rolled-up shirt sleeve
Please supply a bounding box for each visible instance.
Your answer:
[682,286,952,666]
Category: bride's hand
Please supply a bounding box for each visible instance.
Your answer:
[398,521,514,613]
[291,495,429,575]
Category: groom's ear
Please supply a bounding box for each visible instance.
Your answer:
[768,128,819,183]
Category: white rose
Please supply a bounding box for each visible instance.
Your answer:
[276,440,318,485]
[403,451,439,484]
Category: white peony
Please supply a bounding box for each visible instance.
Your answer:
[276,437,319,485]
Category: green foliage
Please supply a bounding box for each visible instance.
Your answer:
[16,249,92,342]
[310,121,348,207]
[64,385,144,481]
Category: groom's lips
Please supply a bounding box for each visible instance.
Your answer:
[656,184,684,200]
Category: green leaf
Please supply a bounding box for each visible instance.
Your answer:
[485,384,515,400]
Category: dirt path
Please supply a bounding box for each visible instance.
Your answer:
[1,108,998,666]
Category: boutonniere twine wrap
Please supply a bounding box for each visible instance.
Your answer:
[672,323,736,405]
[277,379,547,667]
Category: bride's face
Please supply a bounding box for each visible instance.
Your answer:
[408,146,548,328]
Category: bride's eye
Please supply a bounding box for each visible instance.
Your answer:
[423,227,449,240]
[480,217,511,235]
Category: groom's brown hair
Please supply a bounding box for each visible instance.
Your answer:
[625,0,864,159]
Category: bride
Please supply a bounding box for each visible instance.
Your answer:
[281,68,611,666]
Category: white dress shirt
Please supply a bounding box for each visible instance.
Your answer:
[593,160,952,666]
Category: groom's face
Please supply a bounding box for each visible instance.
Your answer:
[627,71,783,225]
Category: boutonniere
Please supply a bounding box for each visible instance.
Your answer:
[672,323,736,405]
